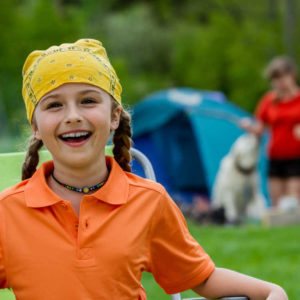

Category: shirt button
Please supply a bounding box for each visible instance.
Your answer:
[75,223,79,231]
[78,248,92,260]
[84,220,89,229]
[81,220,90,231]
[60,202,68,209]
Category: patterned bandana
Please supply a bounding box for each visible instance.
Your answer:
[22,39,122,123]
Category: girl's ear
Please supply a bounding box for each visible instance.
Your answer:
[31,122,42,141]
[110,106,122,131]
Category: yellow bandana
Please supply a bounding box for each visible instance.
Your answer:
[22,39,122,123]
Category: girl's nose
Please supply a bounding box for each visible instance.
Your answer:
[64,106,83,124]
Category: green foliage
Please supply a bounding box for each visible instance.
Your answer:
[0,0,86,137]
[1,0,300,151]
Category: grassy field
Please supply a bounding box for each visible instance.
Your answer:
[0,221,298,299]
[142,221,300,299]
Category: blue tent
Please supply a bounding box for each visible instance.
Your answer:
[131,88,269,205]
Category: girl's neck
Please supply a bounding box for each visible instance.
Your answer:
[52,155,109,190]
[276,85,300,100]
[47,155,109,216]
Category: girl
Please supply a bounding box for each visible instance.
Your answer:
[0,39,287,299]
[241,56,300,207]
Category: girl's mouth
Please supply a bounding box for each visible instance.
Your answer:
[59,131,92,146]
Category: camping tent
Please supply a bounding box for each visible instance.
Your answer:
[131,88,269,205]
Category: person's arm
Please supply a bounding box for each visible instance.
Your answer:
[239,117,265,138]
[192,267,288,300]
[240,93,272,138]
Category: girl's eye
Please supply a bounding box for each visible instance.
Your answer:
[46,102,62,109]
[82,98,96,104]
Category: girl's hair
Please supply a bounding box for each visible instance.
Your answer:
[21,99,132,180]
[22,136,44,180]
[111,100,132,172]
[263,56,298,80]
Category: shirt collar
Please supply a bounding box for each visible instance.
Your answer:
[25,156,129,208]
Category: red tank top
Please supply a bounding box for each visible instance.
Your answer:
[255,91,300,159]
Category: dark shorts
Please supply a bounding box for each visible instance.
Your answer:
[268,158,300,178]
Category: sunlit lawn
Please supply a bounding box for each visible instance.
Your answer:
[0,221,298,299]
[142,221,299,299]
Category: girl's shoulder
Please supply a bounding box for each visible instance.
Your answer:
[0,180,29,203]
[125,171,166,195]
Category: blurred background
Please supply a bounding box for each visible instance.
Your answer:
[1,0,300,152]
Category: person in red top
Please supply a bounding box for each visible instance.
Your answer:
[0,39,287,299]
[241,56,300,207]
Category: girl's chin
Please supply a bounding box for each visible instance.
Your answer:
[54,148,104,165]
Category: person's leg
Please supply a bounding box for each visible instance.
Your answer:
[283,158,300,202]
[268,177,286,207]
[285,177,300,201]
[268,159,287,207]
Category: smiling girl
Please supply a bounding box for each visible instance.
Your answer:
[0,39,287,299]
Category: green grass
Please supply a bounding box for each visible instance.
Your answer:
[142,221,299,299]
[1,221,298,299]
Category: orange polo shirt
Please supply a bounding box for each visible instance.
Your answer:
[0,156,215,299]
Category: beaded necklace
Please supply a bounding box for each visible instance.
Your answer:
[51,172,106,194]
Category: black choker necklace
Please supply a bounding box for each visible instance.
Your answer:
[51,172,106,194]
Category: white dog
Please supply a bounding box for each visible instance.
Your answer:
[212,134,265,223]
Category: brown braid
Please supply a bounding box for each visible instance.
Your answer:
[112,101,132,172]
[22,136,44,180]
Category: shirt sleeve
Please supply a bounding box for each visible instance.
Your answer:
[0,209,7,289]
[148,189,215,294]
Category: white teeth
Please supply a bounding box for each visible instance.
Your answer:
[61,132,89,138]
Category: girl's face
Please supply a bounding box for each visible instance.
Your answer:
[271,72,297,92]
[31,83,121,169]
